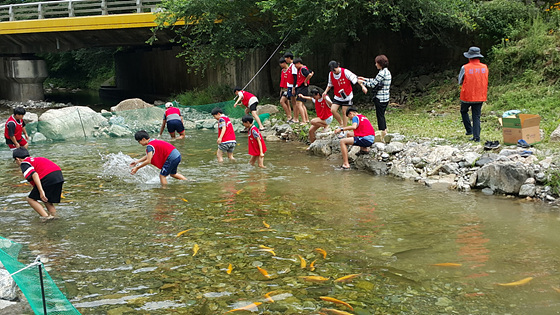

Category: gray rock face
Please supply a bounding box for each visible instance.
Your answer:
[385,142,404,154]
[0,269,17,300]
[519,184,536,197]
[108,125,132,137]
[307,139,335,157]
[355,158,389,175]
[476,162,533,194]
[31,132,47,143]
[113,107,165,134]
[256,104,279,116]
[549,124,560,142]
[110,98,153,112]
[37,106,107,140]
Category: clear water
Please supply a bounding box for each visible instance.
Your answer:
[1,130,560,314]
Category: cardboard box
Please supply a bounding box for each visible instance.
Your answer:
[502,114,541,145]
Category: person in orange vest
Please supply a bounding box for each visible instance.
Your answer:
[459,47,488,142]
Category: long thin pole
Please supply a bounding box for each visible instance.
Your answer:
[38,263,47,315]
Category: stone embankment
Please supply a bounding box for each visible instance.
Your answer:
[262,121,560,204]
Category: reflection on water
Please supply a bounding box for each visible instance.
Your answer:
[1,131,560,314]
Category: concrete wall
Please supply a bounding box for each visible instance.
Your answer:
[0,57,48,101]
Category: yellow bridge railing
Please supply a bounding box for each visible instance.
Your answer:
[0,0,161,22]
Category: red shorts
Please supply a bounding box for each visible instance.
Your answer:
[7,137,27,150]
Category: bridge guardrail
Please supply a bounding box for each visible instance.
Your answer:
[0,0,161,22]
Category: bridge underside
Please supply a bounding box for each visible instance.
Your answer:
[0,27,179,55]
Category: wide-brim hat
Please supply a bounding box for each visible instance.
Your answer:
[464,46,484,59]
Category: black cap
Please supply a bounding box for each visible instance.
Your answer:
[12,147,29,159]
[328,60,339,71]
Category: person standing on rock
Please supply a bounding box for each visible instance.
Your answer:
[130,130,187,186]
[5,107,29,151]
[458,47,488,142]
[278,57,293,122]
[13,147,64,221]
[323,61,366,127]
[335,108,375,170]
[293,58,313,125]
[284,52,298,123]
[358,54,392,140]
[159,102,186,140]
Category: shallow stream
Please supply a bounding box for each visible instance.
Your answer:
[1,130,560,314]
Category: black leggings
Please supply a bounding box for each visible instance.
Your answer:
[373,97,388,131]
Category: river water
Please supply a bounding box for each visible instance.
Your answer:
[0,130,559,314]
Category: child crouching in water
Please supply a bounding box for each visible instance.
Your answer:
[241,115,267,168]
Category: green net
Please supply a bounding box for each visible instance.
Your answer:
[0,236,80,315]
[157,100,246,118]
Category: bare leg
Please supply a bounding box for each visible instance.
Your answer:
[258,156,266,168]
[169,132,176,139]
[280,96,292,120]
[227,152,235,161]
[217,149,224,162]
[45,202,57,216]
[331,104,342,125]
[249,155,257,166]
[171,173,187,180]
[251,110,264,129]
[340,137,354,168]
[177,131,186,140]
[159,175,168,186]
[292,100,300,122]
[308,125,318,143]
[341,105,349,126]
[300,102,309,123]
[27,197,49,217]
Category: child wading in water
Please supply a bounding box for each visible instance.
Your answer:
[211,107,236,162]
[233,87,265,131]
[298,87,333,144]
[242,115,267,168]
[130,130,187,185]
[13,148,64,221]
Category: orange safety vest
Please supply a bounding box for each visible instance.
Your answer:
[460,59,488,102]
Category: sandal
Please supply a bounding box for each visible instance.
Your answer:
[338,165,351,170]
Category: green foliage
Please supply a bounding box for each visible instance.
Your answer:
[474,0,536,44]
[172,85,232,106]
[545,168,560,195]
[39,48,115,89]
[155,0,479,72]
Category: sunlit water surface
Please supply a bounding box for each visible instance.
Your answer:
[1,131,560,314]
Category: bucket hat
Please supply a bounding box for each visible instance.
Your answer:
[464,47,484,59]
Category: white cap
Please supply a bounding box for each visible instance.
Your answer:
[165,102,173,108]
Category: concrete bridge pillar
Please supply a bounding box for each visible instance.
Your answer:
[0,57,48,101]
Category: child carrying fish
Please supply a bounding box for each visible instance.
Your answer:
[241,115,267,168]
[130,130,187,185]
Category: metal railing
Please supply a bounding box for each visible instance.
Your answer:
[0,0,161,22]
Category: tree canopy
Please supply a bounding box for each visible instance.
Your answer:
[153,0,543,73]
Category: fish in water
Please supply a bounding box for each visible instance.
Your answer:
[224,301,262,313]
[299,276,329,283]
[319,296,354,311]
[235,189,244,195]
[257,266,271,278]
[297,255,307,268]
[334,274,361,283]
[257,248,276,256]
[309,259,317,271]
[263,221,270,228]
[181,198,188,202]
[264,291,277,302]
[320,308,354,315]
[315,248,327,259]
[497,277,533,286]
[432,263,462,267]
[176,228,194,237]
[227,264,233,274]
[259,245,274,250]
[193,244,199,256]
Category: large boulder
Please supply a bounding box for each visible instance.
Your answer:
[110,98,154,112]
[37,106,107,140]
[112,107,165,134]
[476,162,533,194]
[307,139,337,157]
[549,124,560,142]
[256,104,279,116]
[0,269,17,300]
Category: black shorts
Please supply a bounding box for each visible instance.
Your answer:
[296,85,308,102]
[332,99,353,106]
[248,102,259,112]
[29,181,64,203]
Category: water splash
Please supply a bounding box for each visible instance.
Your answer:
[100,152,160,184]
